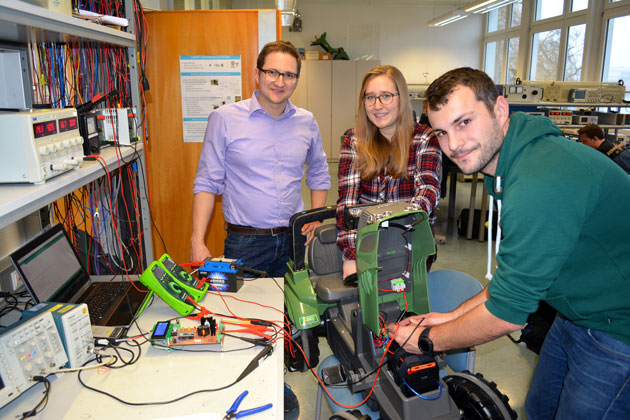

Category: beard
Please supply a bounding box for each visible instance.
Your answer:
[454,117,503,175]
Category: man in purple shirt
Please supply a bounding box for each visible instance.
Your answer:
[191,40,331,279]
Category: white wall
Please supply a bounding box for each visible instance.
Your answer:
[233,0,484,85]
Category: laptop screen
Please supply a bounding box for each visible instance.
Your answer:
[10,225,90,303]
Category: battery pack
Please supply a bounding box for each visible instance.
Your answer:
[198,257,244,292]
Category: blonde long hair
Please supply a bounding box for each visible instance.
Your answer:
[355,65,414,180]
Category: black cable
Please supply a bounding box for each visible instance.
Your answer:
[154,343,255,353]
[103,342,141,367]
[19,376,51,419]
[0,293,33,321]
[77,343,274,406]
[270,276,284,293]
[133,146,168,254]
[127,294,155,345]
[317,317,426,387]
[221,333,271,347]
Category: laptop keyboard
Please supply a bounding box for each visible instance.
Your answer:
[84,282,130,321]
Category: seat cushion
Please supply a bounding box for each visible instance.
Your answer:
[308,224,356,302]
[314,272,359,303]
[315,223,338,244]
[309,225,343,276]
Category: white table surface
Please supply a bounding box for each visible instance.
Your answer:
[0,277,285,419]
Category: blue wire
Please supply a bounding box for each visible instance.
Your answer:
[402,377,442,400]
[47,44,55,106]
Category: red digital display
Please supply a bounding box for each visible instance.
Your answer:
[33,120,57,138]
[59,116,78,133]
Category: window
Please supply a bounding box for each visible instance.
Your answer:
[535,0,564,21]
[602,15,630,84]
[484,0,629,89]
[564,24,586,81]
[510,1,522,27]
[506,37,520,83]
[571,0,588,11]
[530,29,561,80]
[484,40,505,83]
[487,6,509,32]
[482,2,520,84]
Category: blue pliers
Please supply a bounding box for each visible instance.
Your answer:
[223,390,273,419]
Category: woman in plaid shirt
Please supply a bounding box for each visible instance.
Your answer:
[336,65,442,283]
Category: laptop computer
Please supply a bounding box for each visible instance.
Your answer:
[10,224,150,339]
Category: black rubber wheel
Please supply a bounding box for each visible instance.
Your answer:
[444,370,517,420]
[329,409,372,420]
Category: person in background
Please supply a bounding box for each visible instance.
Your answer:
[578,123,630,174]
[336,65,441,284]
[388,67,630,419]
[190,40,331,420]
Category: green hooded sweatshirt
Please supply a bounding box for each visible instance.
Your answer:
[484,112,630,344]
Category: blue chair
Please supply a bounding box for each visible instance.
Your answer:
[427,269,482,373]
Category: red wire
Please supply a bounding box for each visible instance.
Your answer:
[116,163,141,272]
[314,323,401,409]
[203,280,399,410]
[127,164,143,269]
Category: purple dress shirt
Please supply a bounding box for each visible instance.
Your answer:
[193,91,331,228]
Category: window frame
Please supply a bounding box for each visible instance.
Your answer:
[482,1,523,84]
[598,1,630,83]
[527,4,588,81]
[482,0,630,84]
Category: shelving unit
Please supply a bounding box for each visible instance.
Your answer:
[556,124,629,129]
[0,0,153,262]
[0,0,135,46]
[0,145,145,230]
[511,101,628,108]
[508,101,630,131]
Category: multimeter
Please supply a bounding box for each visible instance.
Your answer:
[140,254,209,315]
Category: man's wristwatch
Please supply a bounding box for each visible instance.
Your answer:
[417,326,434,354]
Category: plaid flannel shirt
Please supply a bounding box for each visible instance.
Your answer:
[336,123,442,261]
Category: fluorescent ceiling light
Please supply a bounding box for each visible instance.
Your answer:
[428,9,468,27]
[466,0,519,14]
[465,0,498,12]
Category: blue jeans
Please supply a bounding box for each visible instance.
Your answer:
[223,230,290,278]
[613,150,630,174]
[525,316,630,419]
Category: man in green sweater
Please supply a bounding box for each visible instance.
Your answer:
[387,67,630,419]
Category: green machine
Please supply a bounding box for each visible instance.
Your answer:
[284,202,515,420]
[285,202,433,333]
[284,202,434,371]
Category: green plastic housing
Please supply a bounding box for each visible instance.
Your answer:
[356,209,435,336]
[140,253,208,316]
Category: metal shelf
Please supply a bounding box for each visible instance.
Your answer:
[508,101,629,108]
[0,145,143,230]
[558,124,630,129]
[0,0,135,46]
